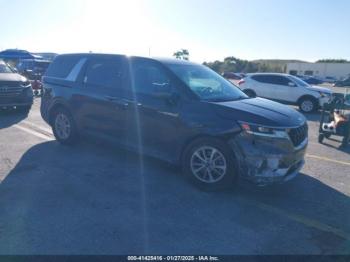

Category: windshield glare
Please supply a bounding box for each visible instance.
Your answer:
[167,64,248,102]
[0,63,13,73]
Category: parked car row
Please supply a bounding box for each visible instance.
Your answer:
[17,59,51,78]
[334,77,350,87]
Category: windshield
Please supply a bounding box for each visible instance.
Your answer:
[0,62,13,73]
[167,64,248,102]
[289,75,310,87]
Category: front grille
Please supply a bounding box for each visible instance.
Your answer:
[0,87,23,97]
[0,81,21,88]
[288,123,308,147]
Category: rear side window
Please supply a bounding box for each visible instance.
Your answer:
[85,57,125,89]
[46,56,82,78]
[252,75,290,86]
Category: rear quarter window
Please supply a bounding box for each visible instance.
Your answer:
[45,56,82,79]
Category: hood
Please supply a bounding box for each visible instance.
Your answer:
[0,73,27,88]
[211,98,306,128]
[0,73,27,83]
[307,85,332,94]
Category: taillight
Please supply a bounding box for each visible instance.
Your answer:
[238,79,245,85]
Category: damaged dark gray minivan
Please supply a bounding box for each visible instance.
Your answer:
[41,54,308,190]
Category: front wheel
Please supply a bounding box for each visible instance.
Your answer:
[299,97,318,113]
[182,138,238,191]
[52,108,78,145]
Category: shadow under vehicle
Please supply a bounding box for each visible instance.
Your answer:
[0,141,349,254]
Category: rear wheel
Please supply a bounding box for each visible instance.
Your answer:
[299,97,318,113]
[182,138,238,191]
[51,107,78,145]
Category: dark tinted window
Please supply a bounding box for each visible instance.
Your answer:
[46,55,81,78]
[252,75,290,86]
[131,59,172,95]
[85,58,124,89]
[304,70,313,76]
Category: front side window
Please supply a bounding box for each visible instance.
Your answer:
[85,58,124,89]
[131,59,172,95]
[288,75,309,87]
[167,64,247,102]
[273,76,292,86]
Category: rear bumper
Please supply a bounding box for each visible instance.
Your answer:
[229,133,307,186]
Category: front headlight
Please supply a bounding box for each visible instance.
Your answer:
[21,81,31,88]
[239,122,289,138]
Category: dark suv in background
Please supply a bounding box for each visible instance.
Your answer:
[41,54,308,190]
[0,60,33,113]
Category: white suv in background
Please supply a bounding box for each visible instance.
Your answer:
[238,73,332,113]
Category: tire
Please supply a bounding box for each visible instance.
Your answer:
[299,97,318,113]
[318,134,324,144]
[182,138,238,191]
[324,133,331,139]
[244,89,256,98]
[51,107,78,145]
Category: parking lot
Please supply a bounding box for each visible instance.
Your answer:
[0,87,349,255]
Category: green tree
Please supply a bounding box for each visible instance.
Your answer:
[173,49,190,60]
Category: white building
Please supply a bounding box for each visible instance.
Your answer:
[286,62,350,80]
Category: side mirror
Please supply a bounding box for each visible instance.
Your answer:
[288,82,296,87]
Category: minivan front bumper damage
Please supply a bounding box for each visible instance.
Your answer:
[228,133,307,186]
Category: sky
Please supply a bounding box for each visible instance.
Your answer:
[0,0,349,63]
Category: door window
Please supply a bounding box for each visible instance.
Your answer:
[85,58,125,90]
[271,76,291,86]
[131,59,172,95]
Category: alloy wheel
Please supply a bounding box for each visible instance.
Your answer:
[190,146,227,183]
